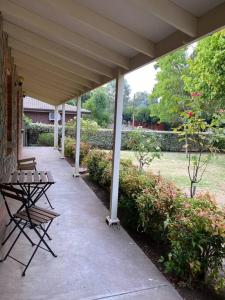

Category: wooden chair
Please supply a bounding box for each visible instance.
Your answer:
[0,184,60,276]
[17,157,37,171]
[17,157,54,209]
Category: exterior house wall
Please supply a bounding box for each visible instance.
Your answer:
[0,14,23,242]
[25,111,76,124]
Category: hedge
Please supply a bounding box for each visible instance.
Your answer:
[25,123,225,152]
[85,149,225,291]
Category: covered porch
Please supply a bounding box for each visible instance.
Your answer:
[0,147,181,300]
[0,1,225,299]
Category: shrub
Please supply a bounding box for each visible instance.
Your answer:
[165,194,225,290]
[66,117,100,143]
[37,132,54,146]
[213,136,225,152]
[136,177,180,240]
[85,150,109,184]
[85,149,225,291]
[64,137,91,164]
[119,167,155,228]
[64,137,74,158]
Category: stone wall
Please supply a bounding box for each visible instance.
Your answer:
[0,14,23,243]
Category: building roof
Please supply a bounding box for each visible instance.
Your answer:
[23,97,90,114]
[1,0,225,105]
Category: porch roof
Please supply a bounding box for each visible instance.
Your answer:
[1,0,225,105]
[23,97,90,114]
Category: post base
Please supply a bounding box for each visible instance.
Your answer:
[72,174,80,178]
[106,216,120,226]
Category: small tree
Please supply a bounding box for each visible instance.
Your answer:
[176,101,225,197]
[127,130,161,171]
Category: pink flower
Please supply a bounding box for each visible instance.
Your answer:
[187,111,194,117]
[191,92,202,97]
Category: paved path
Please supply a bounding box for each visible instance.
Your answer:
[0,147,182,300]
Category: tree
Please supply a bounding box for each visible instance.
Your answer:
[132,91,149,108]
[83,87,110,127]
[67,98,76,106]
[149,49,189,126]
[183,30,225,117]
[175,97,225,197]
[106,79,131,119]
[127,130,161,171]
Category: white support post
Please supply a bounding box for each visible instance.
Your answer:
[61,103,66,158]
[74,96,81,177]
[106,71,124,226]
[54,105,59,149]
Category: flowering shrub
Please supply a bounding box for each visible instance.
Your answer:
[119,166,155,228]
[85,149,225,291]
[166,194,225,290]
[136,177,180,240]
[64,137,91,164]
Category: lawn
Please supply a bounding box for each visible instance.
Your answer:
[120,151,225,206]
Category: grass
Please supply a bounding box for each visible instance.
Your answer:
[120,151,225,206]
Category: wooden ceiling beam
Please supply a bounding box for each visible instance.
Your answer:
[4,21,114,78]
[1,0,130,69]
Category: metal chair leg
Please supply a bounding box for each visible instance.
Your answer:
[2,219,34,247]
[44,191,54,209]
[22,221,57,276]
[0,223,27,262]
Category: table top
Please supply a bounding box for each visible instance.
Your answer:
[8,171,55,185]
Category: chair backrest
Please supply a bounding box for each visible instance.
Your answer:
[0,184,27,203]
[17,157,36,164]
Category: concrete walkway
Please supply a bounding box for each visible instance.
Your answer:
[0,147,182,300]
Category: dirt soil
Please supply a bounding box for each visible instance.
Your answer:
[82,174,225,300]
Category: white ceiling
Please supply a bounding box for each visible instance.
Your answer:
[0,0,224,105]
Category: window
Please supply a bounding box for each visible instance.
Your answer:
[49,112,61,121]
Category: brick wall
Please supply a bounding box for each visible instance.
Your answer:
[0,14,23,242]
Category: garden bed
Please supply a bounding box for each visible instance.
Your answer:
[82,173,225,300]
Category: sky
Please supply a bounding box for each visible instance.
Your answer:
[125,44,196,97]
[125,61,157,97]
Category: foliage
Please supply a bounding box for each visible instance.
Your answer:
[106,79,131,119]
[175,99,225,197]
[135,106,158,124]
[23,114,32,127]
[66,117,99,143]
[37,132,54,146]
[127,130,161,170]
[83,87,110,127]
[149,49,189,125]
[183,30,225,116]
[85,149,225,291]
[136,177,180,240]
[124,91,158,125]
[66,99,76,106]
[165,194,225,290]
[64,137,91,164]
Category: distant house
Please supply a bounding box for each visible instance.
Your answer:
[23,97,90,124]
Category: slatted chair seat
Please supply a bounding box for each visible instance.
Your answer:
[14,206,59,226]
